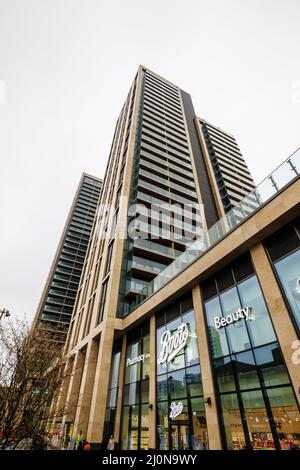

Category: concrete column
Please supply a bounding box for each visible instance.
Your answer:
[192,285,222,450]
[86,318,115,446]
[49,356,73,428]
[72,339,99,439]
[148,314,157,449]
[250,242,300,407]
[113,335,127,447]
[63,350,85,428]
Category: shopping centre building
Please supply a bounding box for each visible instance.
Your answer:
[49,66,300,451]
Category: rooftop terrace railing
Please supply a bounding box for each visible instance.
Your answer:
[128,148,300,314]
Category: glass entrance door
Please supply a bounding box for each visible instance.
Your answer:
[170,422,190,450]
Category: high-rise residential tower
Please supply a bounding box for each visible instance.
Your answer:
[196,118,256,217]
[49,67,300,451]
[32,173,102,345]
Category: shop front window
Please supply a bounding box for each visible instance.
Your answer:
[220,287,251,353]
[241,390,275,450]
[274,249,300,334]
[156,299,208,450]
[266,386,300,450]
[220,393,246,450]
[203,267,300,450]
[237,276,276,347]
[103,343,121,445]
[205,296,229,358]
[264,220,300,335]
[121,324,150,450]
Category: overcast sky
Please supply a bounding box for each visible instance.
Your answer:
[0,0,299,323]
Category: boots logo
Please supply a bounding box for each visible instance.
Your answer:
[214,307,255,329]
[169,401,184,419]
[158,323,189,364]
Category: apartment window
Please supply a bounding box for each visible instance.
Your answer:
[83,293,96,338]
[105,241,114,275]
[98,280,108,323]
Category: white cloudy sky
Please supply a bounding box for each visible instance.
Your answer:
[0,0,299,323]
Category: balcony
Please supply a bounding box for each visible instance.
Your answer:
[128,255,168,281]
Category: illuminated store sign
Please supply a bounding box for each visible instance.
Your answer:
[126,353,150,367]
[214,307,255,329]
[169,401,183,419]
[158,323,189,364]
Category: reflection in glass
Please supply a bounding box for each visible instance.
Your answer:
[123,382,139,406]
[141,378,149,403]
[182,310,200,366]
[275,249,300,333]
[169,369,187,400]
[157,374,168,401]
[254,343,290,387]
[186,365,202,397]
[107,387,118,408]
[121,406,130,450]
[220,393,246,450]
[157,401,169,450]
[267,386,300,450]
[238,276,276,347]
[232,350,260,390]
[140,404,149,450]
[109,351,121,388]
[205,297,229,358]
[241,390,275,450]
[220,287,250,354]
[190,397,209,450]
[214,356,236,393]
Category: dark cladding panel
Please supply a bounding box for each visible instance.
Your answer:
[180,90,219,228]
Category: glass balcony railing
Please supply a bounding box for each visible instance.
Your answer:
[139,157,196,189]
[46,296,74,307]
[130,238,182,258]
[140,150,193,179]
[141,121,189,150]
[139,168,197,198]
[140,142,192,169]
[142,134,190,163]
[142,112,188,143]
[125,278,149,294]
[128,148,300,313]
[129,255,167,274]
[141,127,189,156]
[49,288,76,298]
[138,180,197,205]
[136,191,199,218]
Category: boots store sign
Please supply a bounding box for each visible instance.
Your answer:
[169,401,184,419]
[158,323,189,364]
